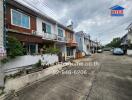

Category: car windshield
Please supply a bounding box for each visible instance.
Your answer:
[114,48,122,51]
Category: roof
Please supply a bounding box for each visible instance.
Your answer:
[7,0,74,33]
[121,34,127,40]
[126,23,132,30]
[110,5,125,10]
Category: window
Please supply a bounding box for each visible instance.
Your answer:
[67,47,73,56]
[11,9,30,29]
[42,23,51,34]
[58,28,63,37]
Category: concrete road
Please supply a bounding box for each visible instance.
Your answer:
[88,52,132,100]
[8,52,132,100]
[0,66,4,87]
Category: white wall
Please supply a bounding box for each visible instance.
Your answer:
[0,0,5,58]
[0,0,3,48]
[3,54,58,75]
[83,39,91,55]
[73,49,76,58]
[36,17,56,36]
[4,64,67,92]
[128,32,132,44]
[127,50,132,56]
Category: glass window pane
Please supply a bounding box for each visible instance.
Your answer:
[21,14,30,28]
[46,24,51,34]
[58,29,63,37]
[12,10,21,26]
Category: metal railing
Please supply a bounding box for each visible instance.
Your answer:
[57,36,66,42]
[43,33,57,40]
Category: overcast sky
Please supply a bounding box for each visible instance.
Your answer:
[17,0,132,45]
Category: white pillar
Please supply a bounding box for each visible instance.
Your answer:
[73,49,76,59]
[36,44,38,54]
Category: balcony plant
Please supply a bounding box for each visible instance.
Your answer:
[44,47,60,54]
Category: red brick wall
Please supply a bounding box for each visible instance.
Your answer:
[6,4,36,34]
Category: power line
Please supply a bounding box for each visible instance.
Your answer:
[39,0,56,15]
[22,0,55,18]
[23,0,56,18]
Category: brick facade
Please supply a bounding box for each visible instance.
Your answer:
[6,3,36,34]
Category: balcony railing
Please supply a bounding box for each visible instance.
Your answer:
[57,36,66,42]
[36,31,68,42]
[42,33,57,40]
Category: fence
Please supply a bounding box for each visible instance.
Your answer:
[3,54,58,75]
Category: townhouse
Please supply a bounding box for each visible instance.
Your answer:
[75,31,91,57]
[5,0,78,61]
[5,0,44,55]
[90,40,98,53]
[121,23,132,53]
[65,25,77,60]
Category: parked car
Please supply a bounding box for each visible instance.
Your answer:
[113,48,124,55]
[97,49,103,53]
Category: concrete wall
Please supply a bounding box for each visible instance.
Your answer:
[0,0,4,88]
[0,0,3,48]
[4,64,66,93]
[75,34,83,51]
[3,54,58,75]
[127,50,132,56]
[128,31,132,44]
[0,0,5,58]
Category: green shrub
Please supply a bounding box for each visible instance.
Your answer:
[7,36,24,58]
[44,47,60,54]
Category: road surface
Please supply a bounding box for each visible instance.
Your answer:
[7,52,132,100]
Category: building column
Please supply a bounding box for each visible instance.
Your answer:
[73,48,76,59]
[36,44,38,54]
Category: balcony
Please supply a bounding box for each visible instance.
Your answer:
[42,33,57,41]
[66,39,77,47]
[57,36,66,42]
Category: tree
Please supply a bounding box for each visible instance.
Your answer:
[106,37,121,48]
[7,36,24,58]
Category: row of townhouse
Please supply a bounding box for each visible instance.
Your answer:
[5,0,77,61]
[74,31,99,57]
[121,23,132,54]
[0,0,99,61]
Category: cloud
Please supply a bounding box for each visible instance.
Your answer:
[17,0,132,45]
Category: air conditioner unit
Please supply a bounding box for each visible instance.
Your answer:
[32,30,37,35]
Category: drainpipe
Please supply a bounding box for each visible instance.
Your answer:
[3,0,7,52]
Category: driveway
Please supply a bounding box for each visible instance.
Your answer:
[7,52,132,100]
